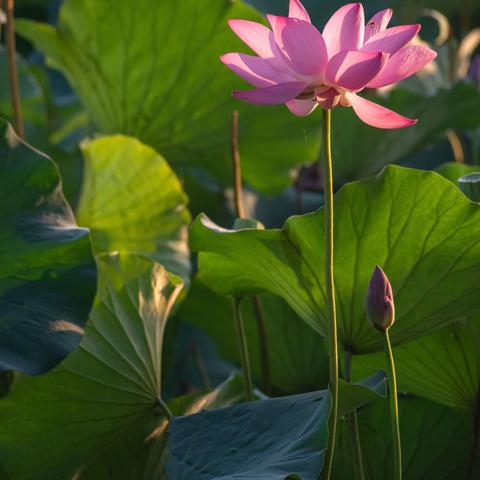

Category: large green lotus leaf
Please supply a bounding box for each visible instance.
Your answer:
[0,253,185,480]
[191,165,480,353]
[16,0,320,195]
[78,374,248,480]
[330,85,480,186]
[334,396,480,479]
[353,314,480,412]
[166,372,385,479]
[76,135,191,281]
[177,277,330,394]
[0,121,96,375]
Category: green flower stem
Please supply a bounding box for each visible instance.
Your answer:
[344,350,366,480]
[232,297,254,402]
[321,108,339,480]
[383,329,402,480]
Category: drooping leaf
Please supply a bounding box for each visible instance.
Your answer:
[76,135,191,281]
[166,372,386,479]
[0,121,96,375]
[191,166,480,353]
[177,277,330,394]
[334,396,480,479]
[0,253,183,479]
[353,314,480,412]
[16,0,320,194]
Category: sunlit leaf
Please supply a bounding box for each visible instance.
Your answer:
[77,135,191,281]
[191,166,480,353]
[16,0,321,194]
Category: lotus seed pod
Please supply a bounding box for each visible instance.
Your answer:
[366,265,395,332]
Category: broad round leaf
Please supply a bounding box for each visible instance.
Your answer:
[0,121,96,375]
[191,166,480,353]
[16,0,320,194]
[77,135,191,281]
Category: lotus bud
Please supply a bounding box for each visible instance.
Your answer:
[366,265,395,332]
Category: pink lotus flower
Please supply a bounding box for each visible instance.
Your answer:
[221,1,437,129]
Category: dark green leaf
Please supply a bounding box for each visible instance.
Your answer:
[435,162,480,186]
[0,253,182,479]
[79,375,248,480]
[334,396,480,479]
[0,121,96,375]
[354,315,480,412]
[167,390,331,480]
[331,86,480,186]
[166,373,385,479]
[177,277,330,394]
[338,370,386,416]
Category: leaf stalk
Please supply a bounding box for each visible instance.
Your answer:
[5,0,24,139]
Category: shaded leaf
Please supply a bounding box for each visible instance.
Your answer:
[79,375,248,480]
[0,253,182,479]
[334,396,480,479]
[167,390,331,480]
[177,277,330,394]
[77,135,191,281]
[436,161,480,186]
[166,373,385,479]
[338,370,386,416]
[191,166,480,353]
[331,86,480,186]
[0,46,46,125]
[354,315,480,412]
[0,121,96,375]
